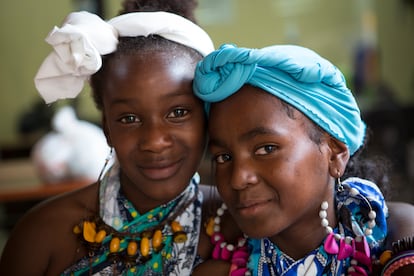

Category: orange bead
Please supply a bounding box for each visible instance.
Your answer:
[379,250,393,265]
[205,217,215,236]
[152,229,163,250]
[171,221,182,233]
[94,229,107,243]
[83,221,97,243]
[109,237,120,253]
[73,225,81,235]
[127,241,138,256]
[140,237,150,257]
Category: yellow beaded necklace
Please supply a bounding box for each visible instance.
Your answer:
[69,189,197,275]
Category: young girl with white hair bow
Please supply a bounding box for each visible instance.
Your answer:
[0,1,223,275]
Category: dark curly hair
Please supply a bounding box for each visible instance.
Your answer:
[341,129,391,199]
[119,0,198,23]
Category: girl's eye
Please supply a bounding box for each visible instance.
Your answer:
[255,145,277,155]
[214,153,232,164]
[119,115,139,124]
[167,108,188,118]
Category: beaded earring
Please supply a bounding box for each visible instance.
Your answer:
[320,172,376,274]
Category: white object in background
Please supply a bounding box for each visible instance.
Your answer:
[31,106,111,183]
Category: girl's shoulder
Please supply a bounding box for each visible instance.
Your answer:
[0,182,99,275]
[386,201,414,244]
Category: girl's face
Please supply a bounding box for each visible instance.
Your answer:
[101,50,206,213]
[208,85,336,246]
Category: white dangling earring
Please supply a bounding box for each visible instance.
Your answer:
[347,185,377,236]
[320,170,377,237]
[97,147,114,181]
[336,169,376,235]
[320,169,377,270]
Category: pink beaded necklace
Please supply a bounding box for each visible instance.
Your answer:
[205,203,251,276]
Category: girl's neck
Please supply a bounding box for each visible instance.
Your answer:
[119,175,169,214]
[119,173,191,215]
[268,198,337,260]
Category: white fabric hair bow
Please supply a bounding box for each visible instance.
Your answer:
[34,11,214,104]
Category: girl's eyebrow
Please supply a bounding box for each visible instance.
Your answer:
[209,126,279,148]
[162,89,191,96]
[240,126,278,141]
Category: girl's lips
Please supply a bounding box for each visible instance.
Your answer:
[139,160,182,180]
[236,198,273,217]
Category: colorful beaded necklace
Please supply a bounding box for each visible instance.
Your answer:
[72,194,195,274]
[64,162,202,275]
[205,202,250,276]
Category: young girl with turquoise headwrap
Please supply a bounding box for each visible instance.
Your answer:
[193,44,414,275]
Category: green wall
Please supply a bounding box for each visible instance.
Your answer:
[378,0,414,104]
[0,1,73,144]
[0,0,413,147]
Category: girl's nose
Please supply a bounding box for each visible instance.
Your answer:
[229,159,259,190]
[139,123,173,153]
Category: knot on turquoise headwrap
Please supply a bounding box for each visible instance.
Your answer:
[193,44,366,155]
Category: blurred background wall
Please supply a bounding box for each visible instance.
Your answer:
[0,0,413,203]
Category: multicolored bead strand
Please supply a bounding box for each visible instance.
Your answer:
[206,203,251,276]
[72,218,187,269]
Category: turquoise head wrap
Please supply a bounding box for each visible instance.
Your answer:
[193,44,366,155]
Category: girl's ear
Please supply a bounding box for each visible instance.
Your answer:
[102,115,112,147]
[327,135,350,177]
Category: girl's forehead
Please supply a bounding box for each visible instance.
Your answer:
[101,52,196,106]
[209,87,300,132]
[211,86,286,115]
[214,87,323,140]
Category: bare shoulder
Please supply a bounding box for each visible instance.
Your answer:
[386,201,414,243]
[0,182,99,276]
